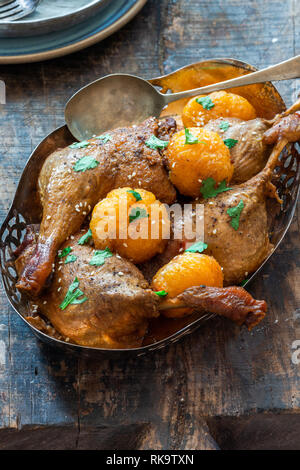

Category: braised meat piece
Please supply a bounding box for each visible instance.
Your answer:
[16,231,160,349]
[16,118,176,297]
[263,111,300,144]
[204,117,271,183]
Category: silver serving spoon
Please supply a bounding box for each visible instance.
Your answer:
[65,55,300,141]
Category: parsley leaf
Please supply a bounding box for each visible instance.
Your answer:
[184,128,199,145]
[78,229,92,245]
[73,156,99,172]
[69,140,90,149]
[185,241,208,253]
[65,254,77,264]
[154,290,168,297]
[89,247,113,266]
[200,178,232,199]
[95,134,111,143]
[127,190,142,201]
[129,207,149,223]
[223,138,238,149]
[227,199,244,230]
[196,96,215,110]
[58,246,72,258]
[219,121,230,132]
[145,135,169,150]
[59,277,87,310]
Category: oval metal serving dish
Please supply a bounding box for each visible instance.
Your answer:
[1,58,299,357]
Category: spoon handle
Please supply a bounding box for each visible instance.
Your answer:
[162,55,300,104]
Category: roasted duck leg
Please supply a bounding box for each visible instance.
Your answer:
[203,112,300,285]
[16,118,177,297]
[16,229,160,348]
[203,98,300,183]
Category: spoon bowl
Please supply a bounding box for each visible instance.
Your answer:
[65,74,165,141]
[65,55,300,141]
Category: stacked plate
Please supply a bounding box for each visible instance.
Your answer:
[0,0,146,63]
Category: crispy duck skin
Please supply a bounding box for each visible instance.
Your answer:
[263,111,300,144]
[198,111,300,285]
[16,118,177,297]
[162,286,267,330]
[16,230,160,349]
[204,117,271,183]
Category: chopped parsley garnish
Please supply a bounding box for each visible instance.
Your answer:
[223,138,238,149]
[196,96,215,110]
[200,178,232,199]
[59,277,87,310]
[78,229,92,245]
[73,155,99,172]
[64,254,77,264]
[127,190,142,201]
[58,246,72,258]
[227,199,244,230]
[185,241,208,253]
[219,121,230,132]
[184,128,199,145]
[95,134,111,143]
[145,135,169,150]
[89,247,113,266]
[154,290,168,297]
[69,140,90,149]
[129,207,149,223]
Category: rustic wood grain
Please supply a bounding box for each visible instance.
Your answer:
[0,0,299,450]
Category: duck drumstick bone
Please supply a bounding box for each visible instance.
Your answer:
[159,285,267,330]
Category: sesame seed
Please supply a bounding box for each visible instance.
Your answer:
[47,215,51,220]
[57,287,61,292]
[79,202,83,207]
[70,235,74,240]
[118,272,124,276]
[90,271,95,276]
[43,301,47,305]
[58,278,61,283]
[83,211,87,215]
[123,242,128,247]
[212,229,217,234]
[128,175,132,180]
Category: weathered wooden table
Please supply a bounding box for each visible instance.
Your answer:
[0,0,299,450]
